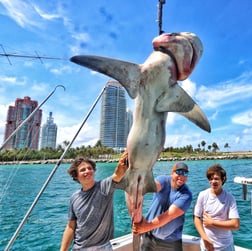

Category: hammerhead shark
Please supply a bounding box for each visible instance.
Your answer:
[70,32,211,250]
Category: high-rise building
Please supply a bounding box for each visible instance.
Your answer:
[4,96,42,150]
[40,112,57,149]
[100,81,129,149]
[125,108,133,139]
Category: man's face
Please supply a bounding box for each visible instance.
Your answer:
[172,169,188,189]
[77,162,95,183]
[208,173,223,194]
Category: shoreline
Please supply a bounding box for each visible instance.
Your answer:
[1,151,252,165]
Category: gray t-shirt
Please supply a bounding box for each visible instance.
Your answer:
[68,176,116,249]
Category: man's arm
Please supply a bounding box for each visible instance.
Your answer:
[60,220,76,251]
[133,179,190,234]
[194,216,214,251]
[203,213,240,230]
[133,204,184,234]
[112,150,128,183]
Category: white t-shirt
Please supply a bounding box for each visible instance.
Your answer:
[194,188,239,250]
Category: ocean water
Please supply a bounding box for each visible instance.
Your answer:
[0,159,252,250]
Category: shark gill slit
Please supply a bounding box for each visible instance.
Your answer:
[134,175,142,209]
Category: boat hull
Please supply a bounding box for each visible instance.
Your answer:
[111,234,251,251]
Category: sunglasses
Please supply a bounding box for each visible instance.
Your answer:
[175,169,189,177]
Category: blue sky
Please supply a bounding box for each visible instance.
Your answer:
[0,0,252,152]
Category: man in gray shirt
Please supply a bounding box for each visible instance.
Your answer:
[60,151,128,251]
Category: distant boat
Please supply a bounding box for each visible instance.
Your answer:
[234,176,252,185]
[234,176,252,200]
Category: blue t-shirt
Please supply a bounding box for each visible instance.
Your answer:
[146,175,192,241]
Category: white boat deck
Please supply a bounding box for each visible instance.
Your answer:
[110,234,251,251]
[111,234,202,251]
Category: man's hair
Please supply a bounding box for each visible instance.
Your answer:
[67,157,96,182]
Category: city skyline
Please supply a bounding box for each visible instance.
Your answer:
[1,1,252,151]
[2,89,132,151]
[4,96,41,150]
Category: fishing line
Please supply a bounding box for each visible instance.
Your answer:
[0,85,65,204]
[4,86,106,251]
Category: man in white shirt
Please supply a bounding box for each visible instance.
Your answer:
[194,164,240,251]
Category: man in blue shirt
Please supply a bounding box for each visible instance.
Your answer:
[133,162,192,251]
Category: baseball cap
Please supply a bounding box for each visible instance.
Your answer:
[172,162,189,172]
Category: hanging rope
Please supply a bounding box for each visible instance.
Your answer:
[157,0,166,35]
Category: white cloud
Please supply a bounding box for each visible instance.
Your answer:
[0,75,27,87]
[164,132,202,148]
[0,104,9,146]
[196,72,252,109]
[209,110,219,121]
[0,0,42,28]
[72,33,90,43]
[50,65,72,75]
[166,113,176,125]
[232,109,252,126]
[57,122,99,147]
[180,78,197,97]
[243,127,252,134]
[69,33,91,55]
[33,4,61,20]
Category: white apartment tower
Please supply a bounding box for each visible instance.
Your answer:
[40,112,57,149]
[100,81,132,149]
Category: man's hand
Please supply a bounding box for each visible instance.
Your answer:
[202,237,214,251]
[112,150,128,182]
[132,217,152,235]
[203,213,214,227]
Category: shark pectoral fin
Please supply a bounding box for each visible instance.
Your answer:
[70,55,140,99]
[156,83,211,132]
[115,176,129,191]
[178,105,211,132]
[116,169,156,195]
[142,170,157,195]
[156,83,195,112]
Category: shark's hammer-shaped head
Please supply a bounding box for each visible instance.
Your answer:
[152,32,204,81]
